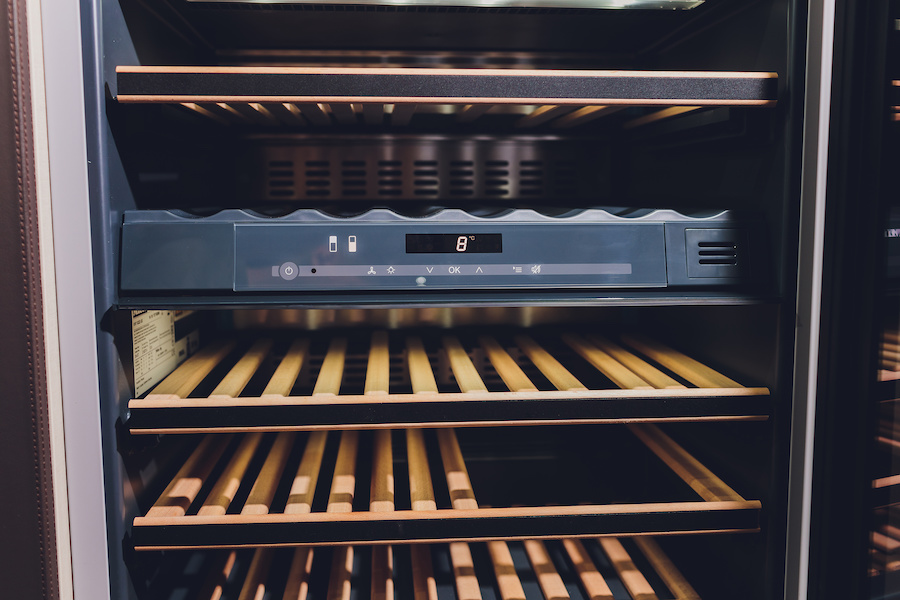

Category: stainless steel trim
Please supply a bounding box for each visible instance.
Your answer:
[27,0,73,596]
[39,0,110,597]
[784,0,835,597]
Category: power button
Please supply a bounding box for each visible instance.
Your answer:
[279,261,298,281]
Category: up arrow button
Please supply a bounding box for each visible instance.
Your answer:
[475,267,484,274]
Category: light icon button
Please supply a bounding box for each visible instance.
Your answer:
[329,236,338,252]
[348,236,357,252]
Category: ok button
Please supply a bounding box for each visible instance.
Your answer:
[280,261,299,281]
[448,266,461,274]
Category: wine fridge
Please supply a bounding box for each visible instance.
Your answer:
[1,0,867,597]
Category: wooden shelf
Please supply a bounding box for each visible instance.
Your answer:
[115,66,777,130]
[140,537,701,600]
[130,425,760,550]
[126,330,770,434]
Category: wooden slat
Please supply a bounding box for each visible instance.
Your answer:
[587,335,685,390]
[133,386,770,412]
[328,546,354,600]
[623,106,701,129]
[147,435,233,518]
[262,102,308,126]
[230,102,280,126]
[364,103,385,125]
[881,340,900,352]
[366,331,391,395]
[552,106,623,128]
[407,429,477,600]
[329,103,358,125]
[390,103,417,126]
[210,339,273,398]
[516,105,577,128]
[134,500,761,537]
[411,545,439,600]
[443,335,488,393]
[629,423,745,502]
[313,337,348,396]
[633,538,700,600]
[253,103,290,125]
[199,102,246,124]
[456,104,493,123]
[437,429,479,510]
[524,540,570,600]
[407,336,439,394]
[873,530,900,553]
[488,541,527,600]
[562,334,653,390]
[515,335,587,392]
[407,429,437,511]
[479,335,537,392]
[327,431,359,513]
[282,103,310,125]
[150,340,236,397]
[437,428,525,600]
[598,538,657,600]
[237,548,276,600]
[262,339,310,396]
[621,334,742,388]
[372,546,394,600]
[243,432,295,515]
[181,103,231,125]
[449,542,484,600]
[198,433,265,516]
[298,103,332,126]
[285,431,329,514]
[282,547,314,600]
[371,429,395,512]
[562,539,614,600]
[197,550,238,600]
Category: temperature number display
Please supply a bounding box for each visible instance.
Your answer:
[406,233,502,254]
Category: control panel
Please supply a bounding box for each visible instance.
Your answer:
[119,209,762,293]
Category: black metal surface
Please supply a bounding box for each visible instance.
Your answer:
[130,506,761,549]
[806,0,893,596]
[115,290,777,310]
[125,395,770,433]
[116,70,778,103]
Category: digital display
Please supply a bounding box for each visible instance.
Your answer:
[406,234,502,254]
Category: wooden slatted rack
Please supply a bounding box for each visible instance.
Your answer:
[127,330,770,434]
[130,425,760,550]
[115,66,778,130]
[146,536,701,600]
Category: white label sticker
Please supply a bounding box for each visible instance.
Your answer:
[132,310,178,396]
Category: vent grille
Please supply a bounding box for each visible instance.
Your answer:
[266,160,295,198]
[685,228,749,279]
[259,141,598,202]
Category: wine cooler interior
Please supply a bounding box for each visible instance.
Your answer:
[109,304,786,599]
[79,0,806,598]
